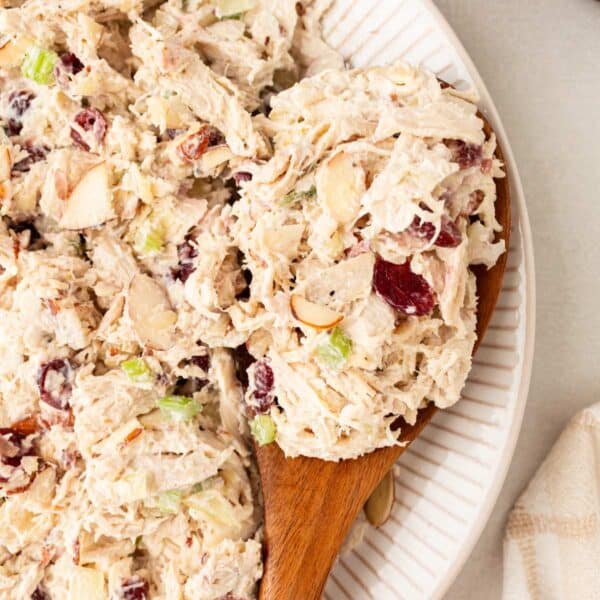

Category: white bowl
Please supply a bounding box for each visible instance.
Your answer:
[320,1,536,598]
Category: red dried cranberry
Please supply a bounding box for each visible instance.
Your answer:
[11,142,49,174]
[463,189,485,216]
[71,108,107,151]
[9,90,35,117]
[37,359,72,410]
[434,218,462,247]
[5,90,35,136]
[408,216,462,248]
[217,596,246,600]
[176,126,224,162]
[233,171,252,185]
[171,238,198,283]
[119,576,149,600]
[207,127,225,146]
[59,53,84,75]
[31,586,50,600]
[252,361,274,412]
[446,139,483,169]
[373,256,436,316]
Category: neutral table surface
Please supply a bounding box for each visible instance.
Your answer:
[432,0,600,598]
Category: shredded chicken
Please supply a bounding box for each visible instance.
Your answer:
[0,0,504,597]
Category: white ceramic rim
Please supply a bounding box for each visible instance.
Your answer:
[416,2,537,595]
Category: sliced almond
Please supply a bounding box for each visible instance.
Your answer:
[290,295,343,330]
[199,145,233,171]
[263,224,304,258]
[59,162,115,230]
[364,469,395,528]
[127,274,176,350]
[0,37,32,68]
[0,146,11,180]
[316,151,365,225]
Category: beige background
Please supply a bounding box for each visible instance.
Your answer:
[432,0,600,598]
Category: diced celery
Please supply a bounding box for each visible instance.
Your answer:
[316,326,353,369]
[21,46,58,85]
[216,0,254,18]
[157,489,184,514]
[157,395,201,422]
[185,488,238,526]
[121,358,153,383]
[135,227,163,255]
[250,414,276,446]
[280,185,316,207]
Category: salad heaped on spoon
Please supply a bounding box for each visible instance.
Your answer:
[0,0,504,598]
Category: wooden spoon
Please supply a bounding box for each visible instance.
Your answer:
[255,118,511,600]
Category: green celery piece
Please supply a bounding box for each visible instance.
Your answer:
[157,395,201,422]
[137,228,163,255]
[22,46,58,85]
[280,185,316,207]
[121,358,153,383]
[250,414,276,446]
[316,326,352,369]
[157,489,183,514]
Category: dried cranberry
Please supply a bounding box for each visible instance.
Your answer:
[252,361,274,412]
[190,355,210,372]
[5,90,35,136]
[217,595,246,600]
[30,586,50,600]
[373,256,436,316]
[408,216,462,248]
[463,189,485,216]
[435,218,462,248]
[171,238,198,283]
[120,576,149,600]
[11,142,49,174]
[9,90,35,117]
[60,53,84,75]
[446,139,483,169]
[37,359,72,410]
[71,108,107,151]
[176,126,224,162]
[233,171,252,185]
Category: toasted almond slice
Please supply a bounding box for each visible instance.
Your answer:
[59,162,115,230]
[127,274,176,350]
[199,145,233,171]
[290,295,343,330]
[364,469,395,527]
[263,224,304,258]
[0,146,11,180]
[316,151,365,225]
[0,37,32,68]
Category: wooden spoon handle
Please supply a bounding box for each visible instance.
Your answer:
[256,405,436,600]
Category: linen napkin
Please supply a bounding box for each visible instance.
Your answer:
[503,404,600,599]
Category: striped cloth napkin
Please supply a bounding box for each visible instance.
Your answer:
[503,404,600,599]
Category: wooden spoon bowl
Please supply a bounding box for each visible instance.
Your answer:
[255,117,511,600]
